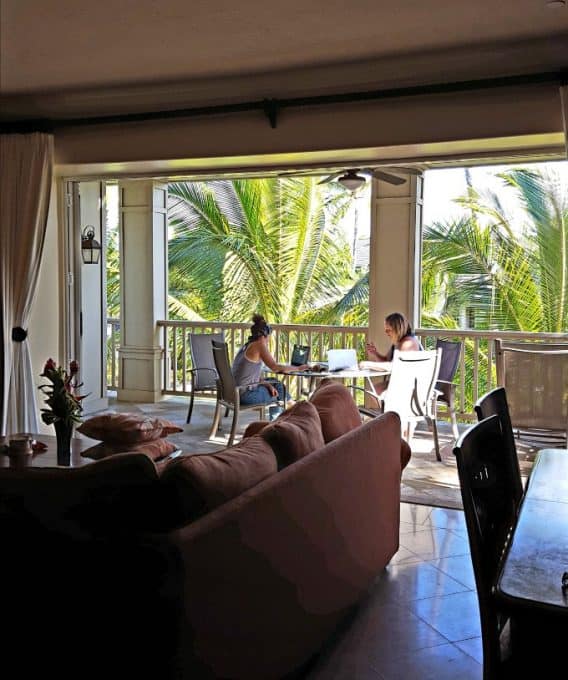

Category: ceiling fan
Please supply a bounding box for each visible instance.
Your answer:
[319,167,422,190]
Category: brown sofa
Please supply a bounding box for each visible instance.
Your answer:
[0,384,406,680]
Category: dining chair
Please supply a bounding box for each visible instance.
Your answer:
[360,349,443,460]
[210,340,269,446]
[453,415,521,679]
[495,338,568,445]
[186,331,224,424]
[433,338,462,441]
[474,387,524,512]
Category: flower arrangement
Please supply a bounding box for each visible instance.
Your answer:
[38,358,86,426]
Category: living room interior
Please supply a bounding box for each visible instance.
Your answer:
[1,1,568,678]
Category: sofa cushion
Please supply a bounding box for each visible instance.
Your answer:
[260,400,325,470]
[81,438,179,462]
[309,379,362,443]
[77,412,165,445]
[400,439,412,470]
[243,420,269,438]
[160,436,277,524]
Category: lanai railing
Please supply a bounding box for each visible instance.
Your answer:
[106,318,568,420]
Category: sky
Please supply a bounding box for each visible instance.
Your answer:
[422,159,568,227]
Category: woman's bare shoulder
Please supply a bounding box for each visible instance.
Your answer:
[399,336,422,351]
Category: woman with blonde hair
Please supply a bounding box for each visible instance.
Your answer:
[365,312,422,362]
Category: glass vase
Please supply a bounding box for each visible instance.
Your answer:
[54,420,74,466]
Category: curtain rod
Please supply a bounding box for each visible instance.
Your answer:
[2,70,567,134]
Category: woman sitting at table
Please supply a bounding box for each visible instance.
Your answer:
[232,314,309,411]
[365,311,422,362]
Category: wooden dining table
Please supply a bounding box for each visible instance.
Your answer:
[495,447,568,617]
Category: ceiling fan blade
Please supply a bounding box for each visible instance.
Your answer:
[317,171,343,185]
[371,169,407,185]
[387,166,422,176]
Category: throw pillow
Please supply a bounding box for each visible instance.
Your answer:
[160,436,277,524]
[76,412,164,445]
[154,418,184,436]
[309,379,362,443]
[82,438,179,462]
[260,400,325,469]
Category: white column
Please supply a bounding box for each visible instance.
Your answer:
[117,181,167,402]
[368,175,423,354]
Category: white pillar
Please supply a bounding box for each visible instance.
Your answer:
[368,175,423,354]
[117,181,167,402]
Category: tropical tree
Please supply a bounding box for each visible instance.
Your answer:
[422,167,568,332]
[422,166,567,411]
[167,177,357,324]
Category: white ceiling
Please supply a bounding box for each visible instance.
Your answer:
[1,0,567,119]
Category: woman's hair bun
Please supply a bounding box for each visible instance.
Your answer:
[252,313,265,325]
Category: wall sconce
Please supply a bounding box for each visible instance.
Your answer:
[81,225,101,264]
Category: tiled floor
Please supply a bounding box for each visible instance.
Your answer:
[305,503,482,680]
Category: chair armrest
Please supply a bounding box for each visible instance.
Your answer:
[358,406,383,419]
[435,380,456,405]
[351,385,383,408]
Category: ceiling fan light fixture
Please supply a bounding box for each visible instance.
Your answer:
[337,172,366,191]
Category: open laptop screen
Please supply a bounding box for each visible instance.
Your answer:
[291,344,310,366]
[327,349,358,371]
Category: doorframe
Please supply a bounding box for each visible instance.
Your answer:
[63,179,108,413]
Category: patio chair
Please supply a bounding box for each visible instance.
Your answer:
[359,348,443,460]
[495,339,568,445]
[433,338,462,442]
[453,415,520,679]
[186,332,224,424]
[210,340,269,446]
[474,387,523,513]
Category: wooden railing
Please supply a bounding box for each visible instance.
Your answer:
[107,318,568,419]
[156,320,369,401]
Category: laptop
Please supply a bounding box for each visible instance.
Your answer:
[327,348,358,371]
[291,344,311,366]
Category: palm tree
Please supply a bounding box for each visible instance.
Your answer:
[422,166,567,411]
[167,177,356,323]
[422,167,567,333]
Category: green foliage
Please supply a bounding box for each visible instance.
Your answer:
[167,178,359,323]
[422,168,568,333]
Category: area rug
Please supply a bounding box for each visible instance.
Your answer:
[94,395,546,510]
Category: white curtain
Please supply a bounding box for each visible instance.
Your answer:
[0,132,54,436]
[561,85,568,159]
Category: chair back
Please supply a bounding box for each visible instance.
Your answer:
[383,349,442,422]
[189,332,224,390]
[435,339,461,383]
[211,340,238,405]
[453,415,517,678]
[474,387,523,510]
[495,339,568,436]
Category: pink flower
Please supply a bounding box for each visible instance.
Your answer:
[41,358,57,375]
